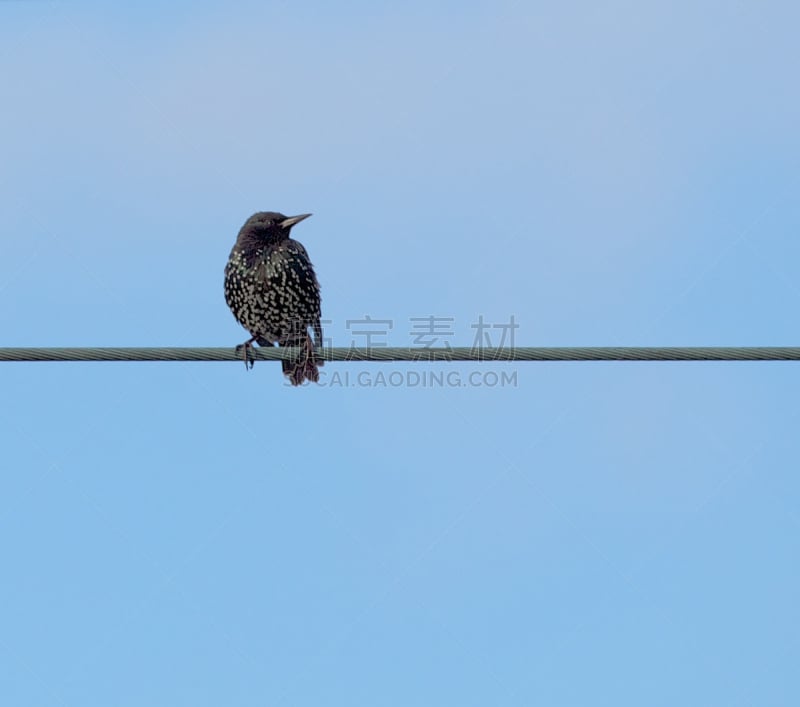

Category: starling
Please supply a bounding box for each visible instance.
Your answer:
[224,211,323,385]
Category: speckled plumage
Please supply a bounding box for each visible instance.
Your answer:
[225,211,322,385]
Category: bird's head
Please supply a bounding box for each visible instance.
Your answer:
[238,211,312,245]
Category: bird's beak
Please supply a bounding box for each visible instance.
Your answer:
[280,213,312,229]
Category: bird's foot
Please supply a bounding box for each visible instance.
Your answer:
[235,337,257,370]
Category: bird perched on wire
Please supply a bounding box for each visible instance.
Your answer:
[224,211,323,385]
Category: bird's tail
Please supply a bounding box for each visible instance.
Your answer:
[282,333,320,386]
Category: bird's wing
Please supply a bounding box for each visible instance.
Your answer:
[285,241,322,347]
[285,240,321,296]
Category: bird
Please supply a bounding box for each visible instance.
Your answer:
[224,211,323,385]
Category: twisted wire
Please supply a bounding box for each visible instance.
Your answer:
[1,347,799,362]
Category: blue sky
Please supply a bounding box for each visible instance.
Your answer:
[1,1,799,705]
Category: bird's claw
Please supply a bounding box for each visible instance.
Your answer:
[235,341,256,370]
